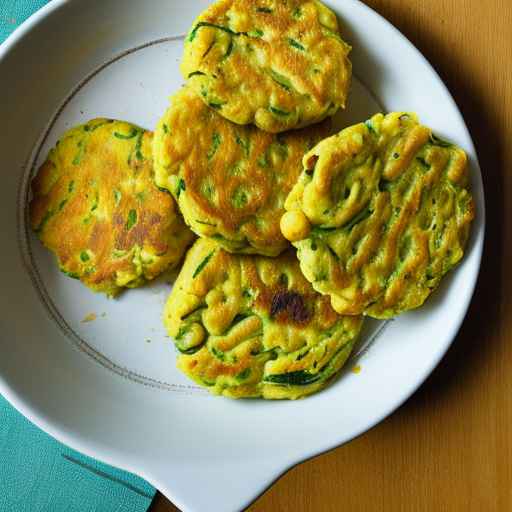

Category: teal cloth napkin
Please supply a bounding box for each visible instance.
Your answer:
[0,0,48,41]
[0,3,156,511]
[0,395,155,512]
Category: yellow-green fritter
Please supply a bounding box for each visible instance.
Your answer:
[30,119,194,296]
[281,112,475,318]
[153,85,331,256]
[181,0,352,133]
[163,238,363,399]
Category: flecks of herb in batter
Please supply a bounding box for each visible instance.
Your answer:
[84,119,114,132]
[288,38,305,51]
[327,245,340,260]
[113,189,122,206]
[195,219,217,226]
[264,370,320,386]
[72,140,86,165]
[192,250,215,278]
[430,133,452,147]
[232,189,248,208]
[208,101,225,110]
[63,270,80,279]
[202,40,217,59]
[188,70,206,78]
[134,131,144,160]
[248,28,264,37]
[80,251,90,262]
[207,132,222,160]
[416,156,431,169]
[269,69,293,91]
[256,6,272,13]
[378,179,392,192]
[223,38,234,59]
[112,249,127,259]
[114,127,138,139]
[235,134,250,156]
[176,178,186,198]
[126,209,137,230]
[342,207,372,231]
[269,106,290,116]
[365,120,376,135]
[236,368,251,380]
[188,22,242,42]
[211,346,225,361]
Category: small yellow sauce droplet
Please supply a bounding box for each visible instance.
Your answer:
[81,313,97,323]
[351,365,361,374]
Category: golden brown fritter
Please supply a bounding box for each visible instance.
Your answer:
[181,0,352,132]
[281,112,475,318]
[30,119,194,296]
[153,85,331,256]
[163,238,363,399]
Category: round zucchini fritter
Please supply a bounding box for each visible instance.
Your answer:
[153,86,331,256]
[30,119,194,296]
[164,238,363,399]
[281,112,475,318]
[181,0,352,133]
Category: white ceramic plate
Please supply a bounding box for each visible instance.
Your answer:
[0,1,484,511]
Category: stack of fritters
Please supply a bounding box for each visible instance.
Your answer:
[30,0,474,399]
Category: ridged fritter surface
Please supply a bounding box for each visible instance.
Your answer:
[30,119,194,296]
[164,238,362,399]
[153,86,331,256]
[181,0,352,132]
[281,113,475,318]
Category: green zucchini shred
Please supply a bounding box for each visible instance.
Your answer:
[288,38,305,51]
[269,106,290,117]
[188,71,206,78]
[207,132,222,160]
[62,270,80,279]
[342,206,372,231]
[269,69,293,91]
[113,127,139,139]
[236,368,251,380]
[192,250,215,278]
[195,219,217,226]
[264,370,321,386]
[188,22,242,42]
[430,133,452,147]
[176,178,186,198]
[126,209,137,230]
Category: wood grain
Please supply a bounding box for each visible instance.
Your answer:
[150,1,512,510]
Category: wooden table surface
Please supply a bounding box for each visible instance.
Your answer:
[151,0,512,510]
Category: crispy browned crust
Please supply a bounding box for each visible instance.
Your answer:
[181,0,352,132]
[30,119,194,295]
[282,112,475,318]
[164,239,362,399]
[153,85,332,256]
